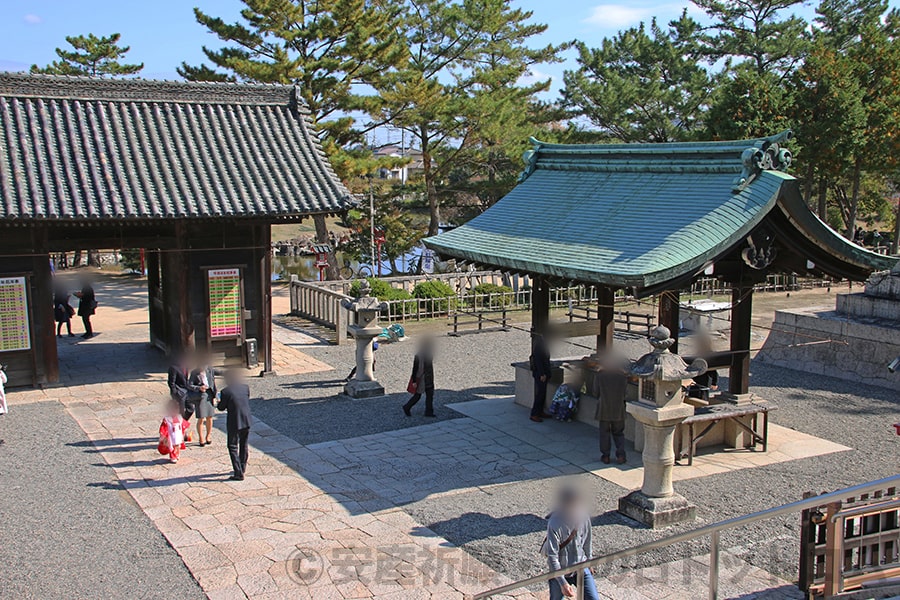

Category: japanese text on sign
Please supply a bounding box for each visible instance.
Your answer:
[208,269,242,339]
[0,277,30,352]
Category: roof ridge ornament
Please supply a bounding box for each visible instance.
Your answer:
[733,130,793,192]
[518,137,544,182]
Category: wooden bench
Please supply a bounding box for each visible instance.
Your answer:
[676,401,775,466]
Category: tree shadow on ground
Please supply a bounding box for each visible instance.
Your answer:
[420,512,547,546]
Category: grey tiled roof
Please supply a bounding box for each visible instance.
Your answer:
[0,73,353,221]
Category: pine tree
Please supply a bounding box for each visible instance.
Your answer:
[693,0,810,77]
[373,0,565,236]
[180,0,407,277]
[561,13,712,143]
[697,0,809,140]
[792,1,900,235]
[30,33,143,77]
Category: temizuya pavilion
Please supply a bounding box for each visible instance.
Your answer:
[424,131,895,398]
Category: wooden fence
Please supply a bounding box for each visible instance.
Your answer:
[800,482,900,597]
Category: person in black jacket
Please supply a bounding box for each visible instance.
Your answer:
[167,356,204,420]
[73,278,96,338]
[403,337,435,417]
[217,370,252,481]
[530,331,553,422]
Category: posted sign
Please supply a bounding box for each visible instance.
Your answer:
[208,269,242,339]
[0,276,30,352]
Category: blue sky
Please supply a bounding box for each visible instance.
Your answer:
[0,0,837,83]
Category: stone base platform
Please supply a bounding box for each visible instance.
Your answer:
[618,491,697,529]
[757,304,900,390]
[343,379,386,398]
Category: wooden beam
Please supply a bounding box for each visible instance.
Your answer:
[658,290,680,354]
[729,285,753,395]
[260,224,274,375]
[531,276,549,333]
[597,286,615,351]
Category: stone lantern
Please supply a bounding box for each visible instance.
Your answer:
[341,280,388,398]
[618,325,707,528]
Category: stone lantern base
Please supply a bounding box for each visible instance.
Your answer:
[618,491,697,529]
[343,379,385,399]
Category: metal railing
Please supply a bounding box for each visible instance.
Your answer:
[474,474,900,600]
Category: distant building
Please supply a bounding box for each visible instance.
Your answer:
[373,143,426,184]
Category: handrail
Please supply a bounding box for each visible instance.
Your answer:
[474,474,900,599]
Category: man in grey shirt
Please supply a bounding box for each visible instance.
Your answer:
[545,486,600,599]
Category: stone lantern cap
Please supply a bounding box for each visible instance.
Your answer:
[630,325,708,381]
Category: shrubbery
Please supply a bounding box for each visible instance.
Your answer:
[412,280,456,313]
[349,277,414,318]
[471,283,513,307]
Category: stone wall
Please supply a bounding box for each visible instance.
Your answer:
[757,303,900,389]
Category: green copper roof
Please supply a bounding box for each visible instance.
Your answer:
[424,132,895,290]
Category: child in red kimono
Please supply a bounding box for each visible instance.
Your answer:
[158,399,189,463]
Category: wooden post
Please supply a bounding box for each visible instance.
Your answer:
[597,286,615,352]
[532,276,550,334]
[729,286,753,395]
[658,290,680,354]
[260,224,274,375]
[34,226,58,384]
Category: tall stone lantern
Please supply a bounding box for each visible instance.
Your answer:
[618,325,707,528]
[341,280,388,398]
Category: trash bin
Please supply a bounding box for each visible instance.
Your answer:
[244,338,258,368]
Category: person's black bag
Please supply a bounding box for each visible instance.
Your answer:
[182,401,195,421]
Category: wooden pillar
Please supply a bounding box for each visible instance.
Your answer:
[33,226,57,384]
[146,250,161,349]
[531,276,550,333]
[596,286,615,351]
[658,290,680,354]
[260,224,274,375]
[729,285,753,395]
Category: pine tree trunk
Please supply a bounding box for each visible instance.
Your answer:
[313,214,338,280]
[421,131,440,237]
[803,164,814,206]
[892,198,900,255]
[817,176,828,221]
[845,161,862,239]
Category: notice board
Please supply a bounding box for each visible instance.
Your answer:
[0,276,30,352]
[208,268,242,339]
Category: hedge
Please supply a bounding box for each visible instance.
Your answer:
[470,283,513,307]
[412,280,456,313]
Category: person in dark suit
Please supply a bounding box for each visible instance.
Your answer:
[530,331,553,422]
[168,357,204,420]
[217,370,252,481]
[403,337,435,417]
[73,279,96,338]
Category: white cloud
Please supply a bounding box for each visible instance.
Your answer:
[584,5,656,29]
[582,2,703,30]
[23,14,42,25]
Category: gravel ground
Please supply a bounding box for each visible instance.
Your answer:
[404,359,900,583]
[255,324,899,586]
[0,401,204,600]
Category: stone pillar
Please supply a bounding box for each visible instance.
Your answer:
[618,325,703,528]
[342,281,387,398]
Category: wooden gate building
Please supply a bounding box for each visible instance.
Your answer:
[0,73,352,386]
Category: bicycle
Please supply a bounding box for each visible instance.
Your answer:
[339,260,374,280]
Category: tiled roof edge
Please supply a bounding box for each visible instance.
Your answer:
[0,72,303,109]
